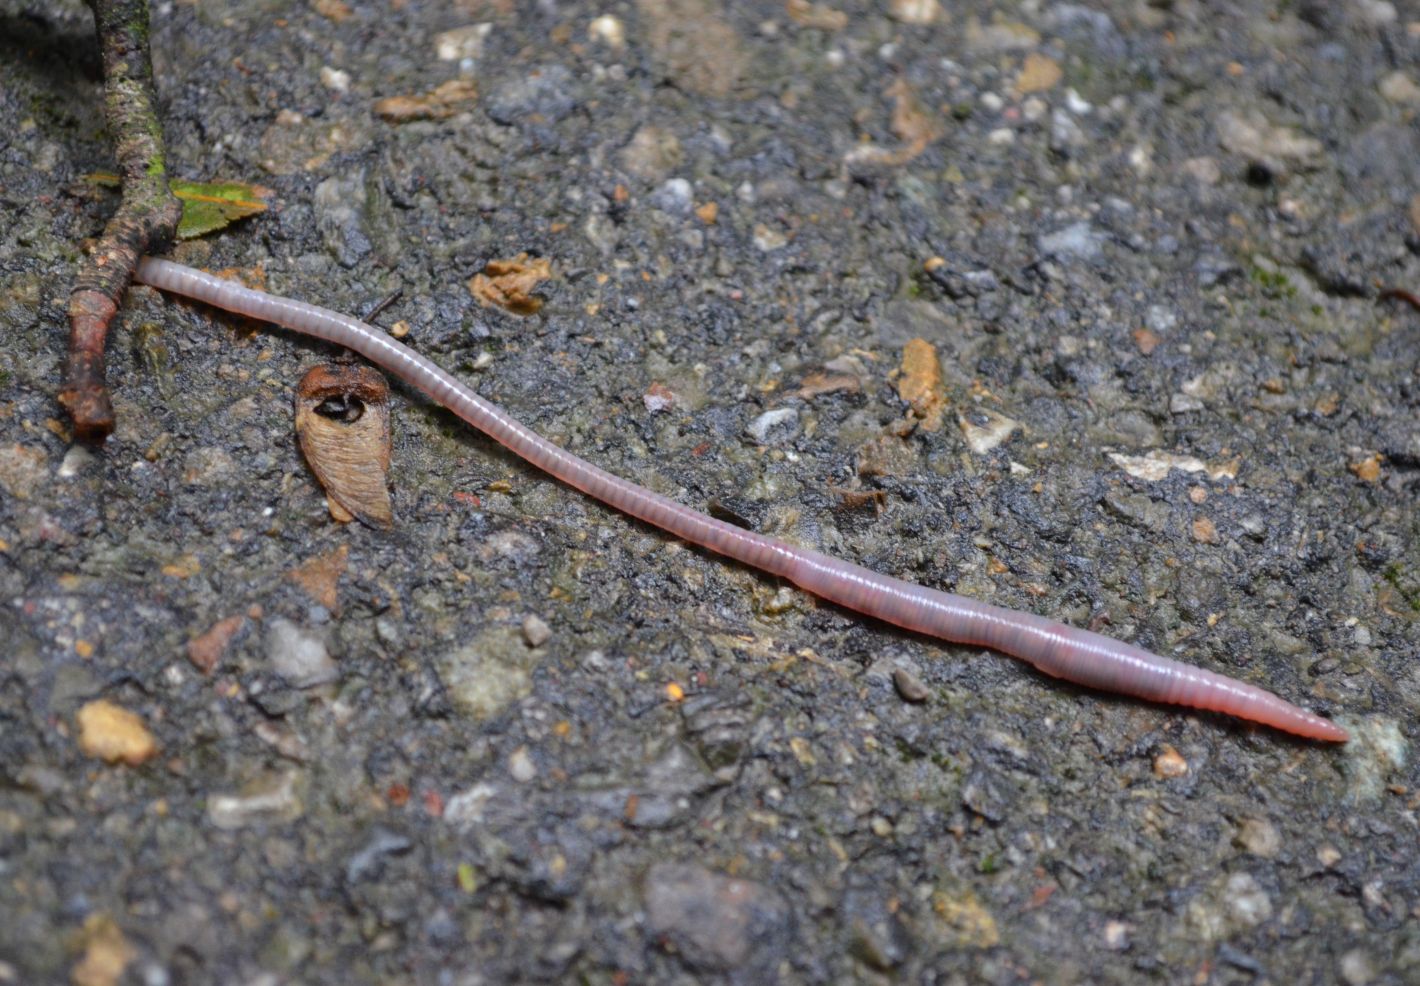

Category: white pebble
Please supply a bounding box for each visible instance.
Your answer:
[588,14,625,49]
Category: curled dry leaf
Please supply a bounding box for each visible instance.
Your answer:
[468,253,553,315]
[843,79,941,171]
[827,484,887,512]
[294,364,393,527]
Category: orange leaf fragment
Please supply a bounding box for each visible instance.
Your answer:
[896,338,949,431]
[287,544,351,611]
[188,614,246,674]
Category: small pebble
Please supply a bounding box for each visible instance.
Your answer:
[650,178,693,215]
[76,699,159,766]
[745,408,798,444]
[1064,88,1092,114]
[1102,920,1131,950]
[644,863,792,972]
[1379,70,1420,105]
[1224,872,1272,928]
[1233,817,1281,858]
[752,224,788,251]
[71,914,134,986]
[264,618,337,688]
[1038,221,1107,260]
[508,745,537,782]
[1153,744,1189,778]
[0,442,47,499]
[588,14,625,48]
[960,408,1020,454]
[435,23,491,62]
[208,771,304,829]
[522,614,551,647]
[887,0,940,25]
[319,66,350,93]
[57,444,94,479]
[1340,949,1376,986]
[892,667,930,703]
[1191,516,1218,544]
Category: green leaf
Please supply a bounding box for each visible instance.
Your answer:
[86,173,273,238]
[171,178,273,239]
[456,862,477,894]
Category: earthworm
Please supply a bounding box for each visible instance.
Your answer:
[131,257,1349,742]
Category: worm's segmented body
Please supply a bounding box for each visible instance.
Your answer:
[133,257,1348,742]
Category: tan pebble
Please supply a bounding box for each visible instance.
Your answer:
[1015,53,1062,94]
[892,667,930,703]
[1349,453,1382,484]
[1234,817,1281,858]
[71,914,134,986]
[1191,516,1218,544]
[521,614,552,647]
[1153,744,1188,778]
[77,700,158,766]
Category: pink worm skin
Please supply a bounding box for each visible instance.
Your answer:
[132,257,1349,743]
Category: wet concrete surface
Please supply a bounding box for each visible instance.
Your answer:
[1,1,1417,983]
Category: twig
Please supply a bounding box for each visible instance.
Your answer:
[1378,287,1420,314]
[60,0,181,441]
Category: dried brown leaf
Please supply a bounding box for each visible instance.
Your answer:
[888,78,940,157]
[295,364,393,527]
[795,371,861,399]
[374,78,478,122]
[468,253,553,315]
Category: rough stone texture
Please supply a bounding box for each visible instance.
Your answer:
[1,1,1417,983]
